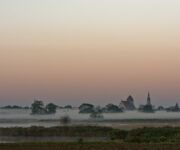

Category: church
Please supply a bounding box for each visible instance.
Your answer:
[139,93,154,113]
[119,95,136,111]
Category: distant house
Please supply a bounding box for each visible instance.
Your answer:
[119,95,136,111]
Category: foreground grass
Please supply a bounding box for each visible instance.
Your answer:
[0,126,114,137]
[0,143,180,150]
[0,126,180,143]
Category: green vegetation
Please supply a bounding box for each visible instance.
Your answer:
[31,100,57,114]
[0,143,179,150]
[0,126,180,143]
[90,106,104,119]
[1,105,29,109]
[64,105,73,109]
[125,127,180,143]
[31,100,45,114]
[0,126,114,137]
[0,126,180,149]
[79,103,95,113]
[46,103,58,114]
[103,104,123,113]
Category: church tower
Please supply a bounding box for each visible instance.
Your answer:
[147,92,151,105]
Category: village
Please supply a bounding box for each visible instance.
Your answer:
[2,93,179,118]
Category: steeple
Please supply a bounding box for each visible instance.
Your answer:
[147,92,151,105]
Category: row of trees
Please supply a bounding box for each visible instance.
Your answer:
[30,101,180,115]
[79,103,123,114]
[79,103,180,114]
[31,100,57,114]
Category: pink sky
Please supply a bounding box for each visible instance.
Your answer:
[0,0,180,106]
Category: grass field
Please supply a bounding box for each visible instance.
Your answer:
[0,126,180,150]
[0,143,179,150]
[0,126,180,143]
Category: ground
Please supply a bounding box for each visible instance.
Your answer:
[0,143,180,150]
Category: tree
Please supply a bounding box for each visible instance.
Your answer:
[64,105,72,109]
[79,103,94,110]
[31,100,45,114]
[90,106,104,119]
[79,103,95,113]
[103,104,123,113]
[46,103,57,114]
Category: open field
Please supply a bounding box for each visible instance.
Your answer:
[0,126,180,143]
[0,143,180,150]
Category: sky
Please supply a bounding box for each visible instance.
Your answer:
[0,0,180,106]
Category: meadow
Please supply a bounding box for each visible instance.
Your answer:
[0,126,180,143]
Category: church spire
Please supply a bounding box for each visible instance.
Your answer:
[147,92,151,105]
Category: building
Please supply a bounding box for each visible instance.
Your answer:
[139,92,154,113]
[166,103,180,112]
[147,92,151,105]
[119,95,136,110]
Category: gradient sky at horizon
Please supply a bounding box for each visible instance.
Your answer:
[0,0,180,106]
